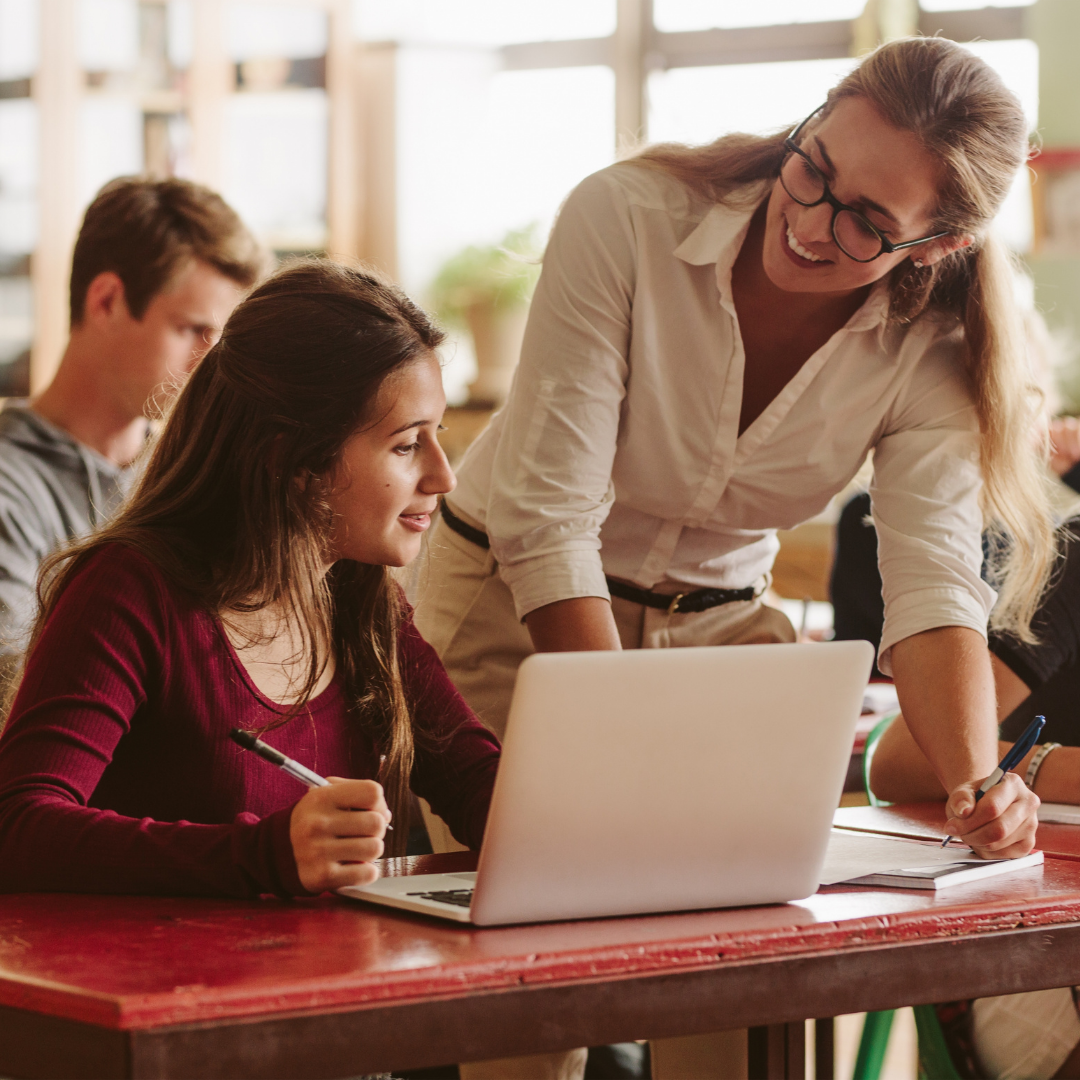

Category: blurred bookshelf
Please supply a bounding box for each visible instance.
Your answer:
[0,0,364,396]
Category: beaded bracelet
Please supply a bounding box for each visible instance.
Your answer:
[1025,742,1062,791]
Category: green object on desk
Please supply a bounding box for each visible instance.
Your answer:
[853,712,960,1080]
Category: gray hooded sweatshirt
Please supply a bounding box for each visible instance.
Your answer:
[0,405,134,659]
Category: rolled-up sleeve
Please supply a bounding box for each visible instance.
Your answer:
[485,170,637,621]
[870,328,996,674]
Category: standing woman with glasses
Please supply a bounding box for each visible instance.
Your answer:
[422,26,1048,929]
[418,33,1051,1080]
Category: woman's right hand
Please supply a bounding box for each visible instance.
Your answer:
[289,777,391,892]
[943,771,1040,860]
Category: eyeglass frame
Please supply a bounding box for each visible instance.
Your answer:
[780,105,950,263]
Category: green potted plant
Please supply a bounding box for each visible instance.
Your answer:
[430,226,541,407]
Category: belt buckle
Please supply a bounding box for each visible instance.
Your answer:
[667,592,686,616]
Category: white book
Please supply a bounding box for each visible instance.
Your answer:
[844,850,1044,890]
[820,829,1044,890]
[1038,802,1080,825]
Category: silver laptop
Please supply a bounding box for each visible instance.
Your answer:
[340,640,874,925]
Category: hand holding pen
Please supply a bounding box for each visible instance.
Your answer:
[230,728,393,892]
[942,715,1046,847]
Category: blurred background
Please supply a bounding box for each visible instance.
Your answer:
[0,0,1078,615]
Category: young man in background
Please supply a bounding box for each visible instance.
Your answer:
[0,177,264,678]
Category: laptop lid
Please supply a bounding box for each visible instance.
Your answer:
[469,640,874,926]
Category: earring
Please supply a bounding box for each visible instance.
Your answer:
[914,259,925,268]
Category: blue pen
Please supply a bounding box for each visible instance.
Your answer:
[941,714,1046,846]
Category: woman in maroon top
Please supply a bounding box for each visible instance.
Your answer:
[0,260,500,898]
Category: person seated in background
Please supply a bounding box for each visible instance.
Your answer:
[862,530,1080,1080]
[833,413,1080,693]
[0,259,498,898]
[0,176,263,679]
[831,288,1078,677]
[836,481,1080,1079]
[867,517,1080,800]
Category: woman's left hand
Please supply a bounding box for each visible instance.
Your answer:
[943,771,1040,858]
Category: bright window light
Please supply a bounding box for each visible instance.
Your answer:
[227,3,328,62]
[0,194,36,262]
[0,277,32,366]
[0,99,36,197]
[480,67,617,245]
[353,0,616,46]
[0,0,38,80]
[649,57,858,145]
[921,0,1033,10]
[222,90,328,250]
[0,99,37,255]
[655,0,864,33]
[167,0,194,70]
[964,38,1039,131]
[963,39,1039,252]
[78,0,139,72]
[397,61,615,294]
[79,96,143,209]
[394,56,615,401]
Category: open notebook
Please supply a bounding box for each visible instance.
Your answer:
[822,829,1044,890]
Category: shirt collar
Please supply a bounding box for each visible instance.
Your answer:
[673,182,768,274]
[849,278,892,341]
[674,182,893,344]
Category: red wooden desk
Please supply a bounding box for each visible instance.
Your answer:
[6,850,1080,1079]
[834,801,1080,859]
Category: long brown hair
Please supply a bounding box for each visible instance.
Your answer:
[26,259,445,851]
[637,37,1054,639]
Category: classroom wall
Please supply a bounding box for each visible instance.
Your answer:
[1028,0,1080,392]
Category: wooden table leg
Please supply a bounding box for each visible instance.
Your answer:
[815,1017,835,1080]
[748,1022,805,1080]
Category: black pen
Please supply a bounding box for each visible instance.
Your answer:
[229,728,392,830]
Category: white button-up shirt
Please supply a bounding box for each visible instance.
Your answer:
[451,162,995,672]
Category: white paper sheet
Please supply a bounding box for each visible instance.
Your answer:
[820,828,982,885]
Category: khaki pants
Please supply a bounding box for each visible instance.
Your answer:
[414,514,795,742]
[413,512,795,1080]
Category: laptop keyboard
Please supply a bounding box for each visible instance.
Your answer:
[406,888,474,908]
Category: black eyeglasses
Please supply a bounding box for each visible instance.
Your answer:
[780,105,949,263]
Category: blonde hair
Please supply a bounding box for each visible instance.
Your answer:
[637,36,1054,640]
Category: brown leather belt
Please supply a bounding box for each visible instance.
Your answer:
[440,502,758,616]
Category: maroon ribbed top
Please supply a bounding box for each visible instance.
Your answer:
[0,544,499,897]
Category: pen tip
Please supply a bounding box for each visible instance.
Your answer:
[229,728,257,749]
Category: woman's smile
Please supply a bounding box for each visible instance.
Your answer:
[399,509,434,532]
[322,355,454,567]
[782,217,831,268]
